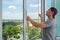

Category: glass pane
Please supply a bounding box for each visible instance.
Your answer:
[27,0,42,40]
[55,0,60,39]
[2,0,23,40]
[45,0,51,21]
[55,0,60,38]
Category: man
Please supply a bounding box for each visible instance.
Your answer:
[27,7,57,40]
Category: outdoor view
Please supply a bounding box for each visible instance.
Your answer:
[27,0,42,40]
[2,0,51,40]
[2,0,23,40]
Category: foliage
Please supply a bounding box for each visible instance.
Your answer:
[27,26,42,40]
[3,25,20,37]
[2,20,42,40]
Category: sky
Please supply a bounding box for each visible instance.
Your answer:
[2,0,51,20]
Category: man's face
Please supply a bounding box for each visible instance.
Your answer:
[46,9,54,17]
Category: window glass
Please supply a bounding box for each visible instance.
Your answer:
[2,0,23,40]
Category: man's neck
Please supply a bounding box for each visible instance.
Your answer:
[48,16,53,19]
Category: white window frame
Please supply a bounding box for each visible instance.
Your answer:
[0,0,2,40]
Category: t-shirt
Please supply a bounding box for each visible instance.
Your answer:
[42,18,56,40]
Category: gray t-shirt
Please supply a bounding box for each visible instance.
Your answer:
[42,18,56,40]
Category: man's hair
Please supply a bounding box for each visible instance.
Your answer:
[50,7,57,18]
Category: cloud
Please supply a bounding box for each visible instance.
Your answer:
[2,12,47,20]
[27,12,39,19]
[2,12,39,19]
[8,5,16,10]
[29,4,41,8]
[2,12,23,19]
[27,12,47,20]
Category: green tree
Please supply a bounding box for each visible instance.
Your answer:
[27,26,42,40]
[3,25,20,39]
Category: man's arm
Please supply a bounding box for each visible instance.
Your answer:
[29,19,46,28]
[27,15,46,28]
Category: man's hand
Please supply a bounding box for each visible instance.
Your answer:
[26,16,31,26]
[26,16,31,21]
[38,14,43,18]
[38,14,44,22]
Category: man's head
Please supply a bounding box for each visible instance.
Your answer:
[46,7,57,18]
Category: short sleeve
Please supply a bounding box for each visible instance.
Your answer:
[45,20,53,28]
